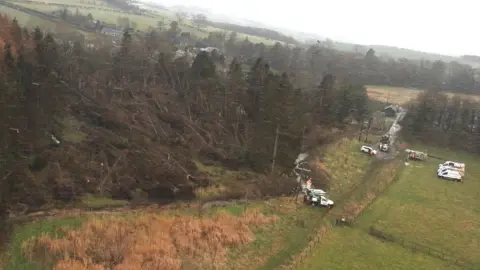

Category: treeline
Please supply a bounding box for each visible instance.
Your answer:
[0,15,367,215]
[401,90,480,153]
[215,36,480,94]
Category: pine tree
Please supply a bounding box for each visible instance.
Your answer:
[246,58,269,121]
[225,57,245,116]
[10,18,22,47]
[190,51,215,79]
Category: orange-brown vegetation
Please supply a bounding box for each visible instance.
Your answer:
[22,209,278,270]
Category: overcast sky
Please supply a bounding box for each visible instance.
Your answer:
[157,0,477,56]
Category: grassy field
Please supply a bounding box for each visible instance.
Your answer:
[0,5,59,30]
[7,0,277,44]
[298,144,480,269]
[297,227,460,270]
[366,85,423,105]
[366,85,480,105]
[356,145,480,265]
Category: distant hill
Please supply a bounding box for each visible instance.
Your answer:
[461,55,480,64]
[313,40,480,68]
[146,0,480,67]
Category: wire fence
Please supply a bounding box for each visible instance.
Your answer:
[368,226,479,270]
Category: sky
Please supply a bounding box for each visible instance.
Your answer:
[156,0,477,56]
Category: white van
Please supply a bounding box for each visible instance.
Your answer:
[437,170,462,182]
[438,161,465,176]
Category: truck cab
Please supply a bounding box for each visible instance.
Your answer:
[304,189,334,208]
[379,134,390,152]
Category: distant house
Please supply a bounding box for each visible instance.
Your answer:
[194,41,207,49]
[384,105,398,118]
[101,27,123,37]
[51,9,72,17]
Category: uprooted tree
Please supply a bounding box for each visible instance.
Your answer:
[0,16,371,216]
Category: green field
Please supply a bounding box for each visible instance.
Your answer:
[0,5,58,30]
[297,227,460,270]
[5,0,277,44]
[297,144,480,269]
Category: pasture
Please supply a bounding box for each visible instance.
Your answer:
[366,85,480,105]
[0,5,59,30]
[299,144,480,269]
[6,0,277,44]
[366,85,423,105]
[297,227,461,270]
[356,145,480,265]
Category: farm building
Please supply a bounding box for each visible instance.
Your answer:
[384,105,398,117]
[101,27,124,37]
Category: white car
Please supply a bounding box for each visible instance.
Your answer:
[360,145,377,155]
[437,170,462,182]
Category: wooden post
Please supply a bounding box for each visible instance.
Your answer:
[358,115,365,141]
[271,124,280,174]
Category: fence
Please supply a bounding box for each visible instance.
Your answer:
[368,226,478,270]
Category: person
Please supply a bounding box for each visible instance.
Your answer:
[306,178,312,189]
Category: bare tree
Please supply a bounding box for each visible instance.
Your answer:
[192,13,207,29]
[175,11,187,24]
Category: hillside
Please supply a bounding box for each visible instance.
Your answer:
[145,0,480,67]
[3,0,479,66]
[3,4,480,269]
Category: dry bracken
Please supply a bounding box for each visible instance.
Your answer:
[22,209,278,270]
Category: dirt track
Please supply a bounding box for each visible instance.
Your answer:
[375,107,407,161]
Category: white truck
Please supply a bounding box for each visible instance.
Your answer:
[379,134,390,152]
[437,169,463,182]
[380,143,389,152]
[303,188,334,208]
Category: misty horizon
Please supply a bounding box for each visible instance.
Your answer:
[150,0,477,57]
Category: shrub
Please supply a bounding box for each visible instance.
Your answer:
[22,209,278,269]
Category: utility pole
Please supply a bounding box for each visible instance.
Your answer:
[364,117,373,143]
[359,115,365,141]
[271,124,280,174]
